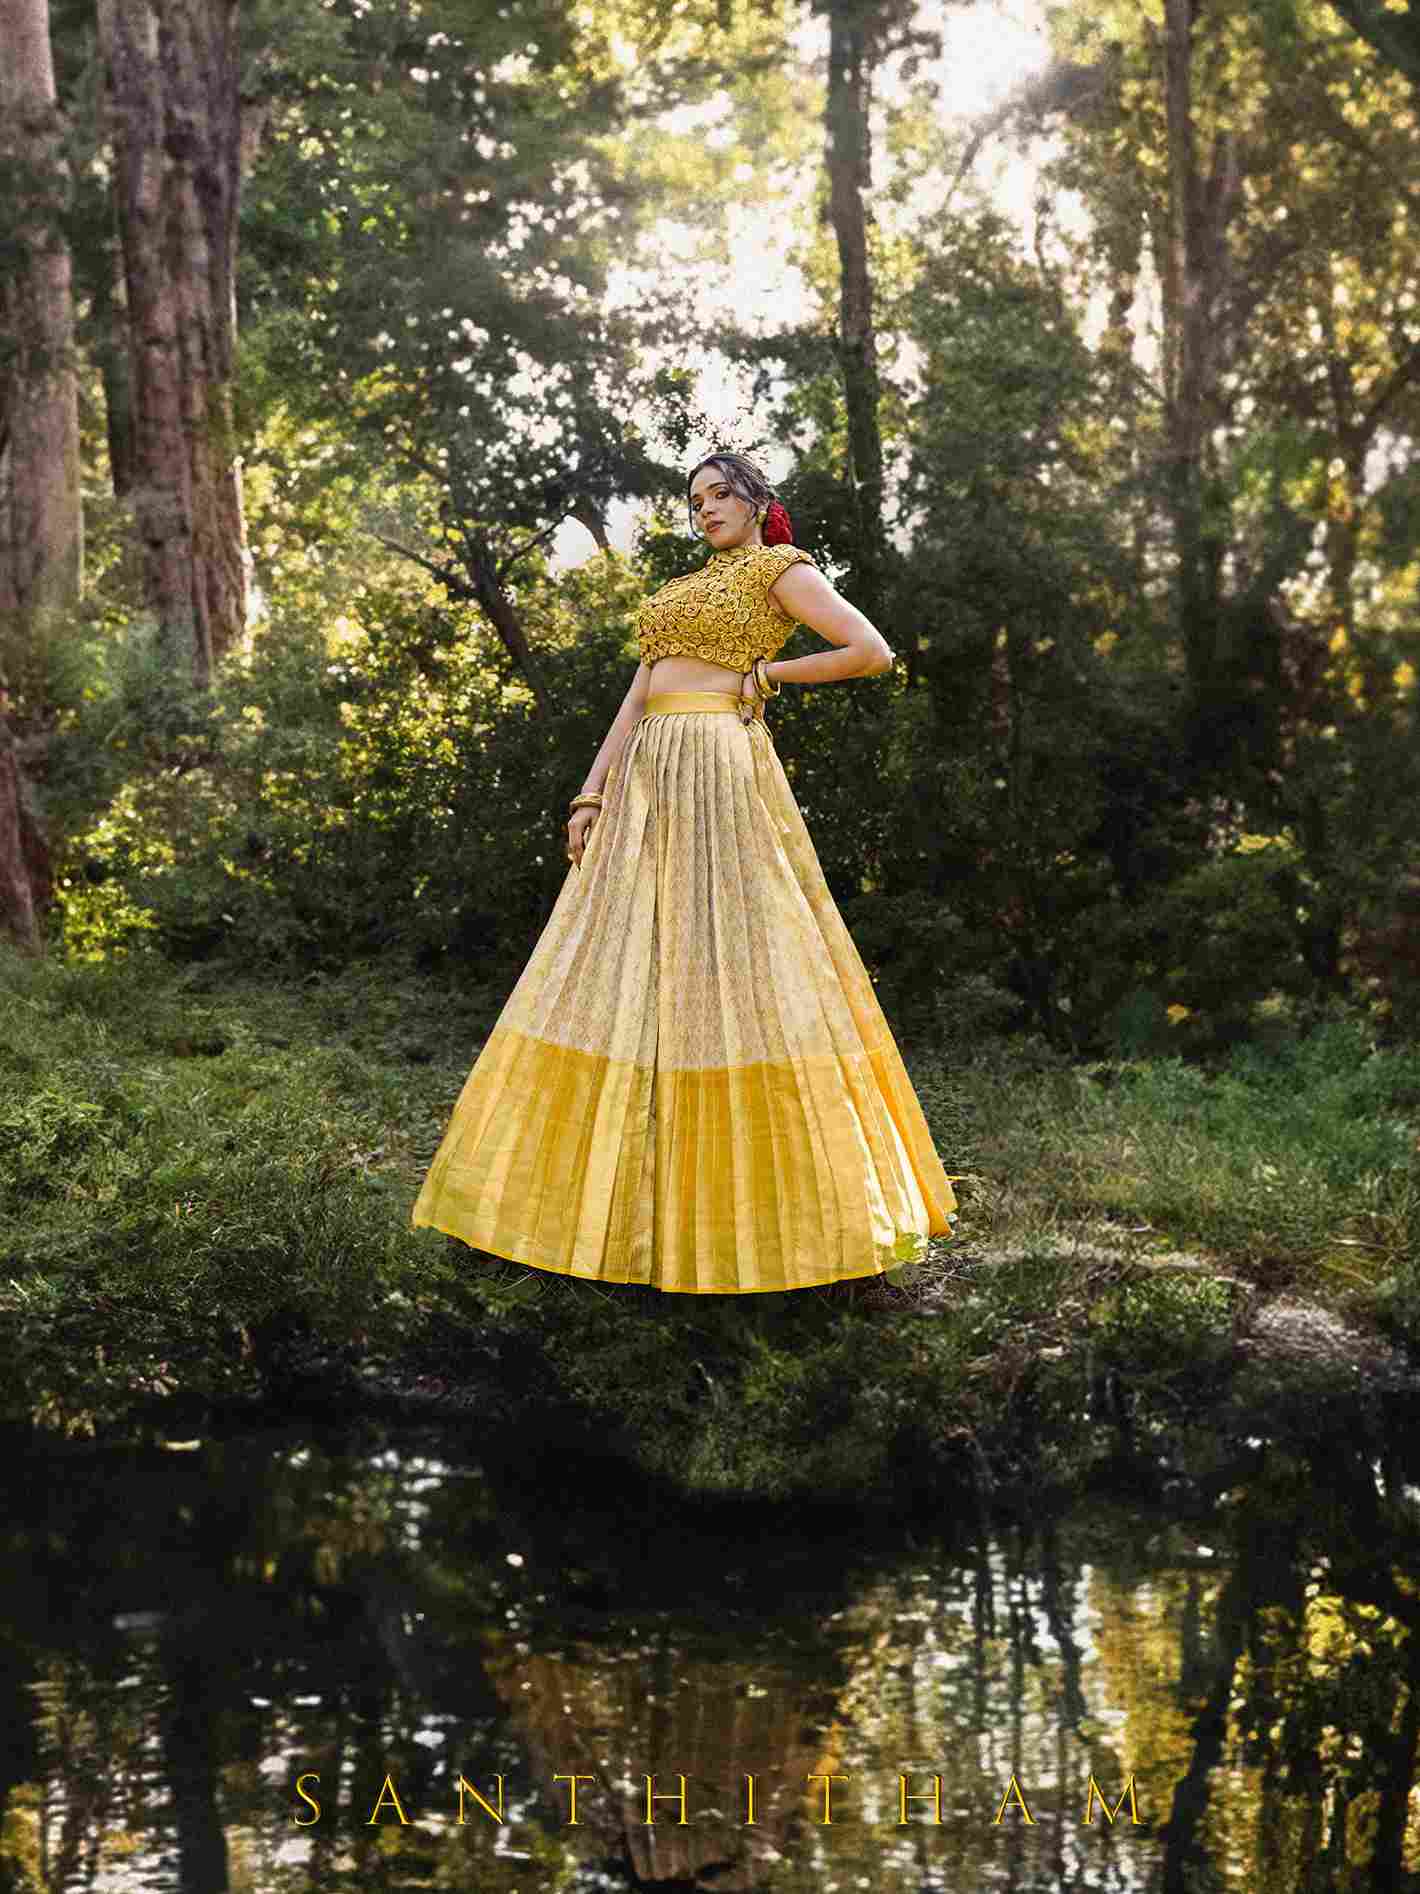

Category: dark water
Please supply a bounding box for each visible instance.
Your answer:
[3,1413,1419,1893]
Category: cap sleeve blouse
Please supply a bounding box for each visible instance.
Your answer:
[636,543,816,672]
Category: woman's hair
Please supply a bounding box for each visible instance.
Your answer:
[685,453,775,538]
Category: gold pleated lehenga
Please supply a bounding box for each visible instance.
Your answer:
[411,542,959,1293]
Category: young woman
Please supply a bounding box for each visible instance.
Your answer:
[410,451,959,1293]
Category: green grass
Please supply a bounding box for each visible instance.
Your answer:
[0,946,490,1430]
[938,1026,1420,1292]
[2,943,1416,1491]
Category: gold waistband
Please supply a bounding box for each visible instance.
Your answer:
[644,691,764,720]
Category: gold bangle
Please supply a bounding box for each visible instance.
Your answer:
[569,792,604,813]
[753,657,780,698]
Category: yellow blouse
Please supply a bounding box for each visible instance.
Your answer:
[636,542,816,673]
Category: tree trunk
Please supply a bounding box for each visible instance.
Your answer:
[823,0,891,622]
[470,539,556,713]
[0,714,44,952]
[0,0,82,955]
[98,0,248,688]
[1099,212,1149,592]
[0,0,84,634]
[569,494,610,553]
[90,223,139,498]
[1156,0,1243,782]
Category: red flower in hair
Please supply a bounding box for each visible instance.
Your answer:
[762,499,794,545]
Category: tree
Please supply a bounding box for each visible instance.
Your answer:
[234,0,706,711]
[1324,0,1420,88]
[0,0,83,636]
[811,0,945,623]
[1031,0,1420,796]
[0,0,81,952]
[97,0,248,687]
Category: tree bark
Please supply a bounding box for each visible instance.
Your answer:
[1155,0,1245,782]
[0,712,45,952]
[0,0,84,633]
[98,0,248,688]
[90,220,139,498]
[1099,210,1150,591]
[0,0,82,955]
[823,0,891,621]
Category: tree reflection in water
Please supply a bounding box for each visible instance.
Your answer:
[0,1410,1418,1891]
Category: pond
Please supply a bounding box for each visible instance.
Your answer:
[3,1406,1418,1892]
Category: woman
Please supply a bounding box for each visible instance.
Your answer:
[410,451,959,1293]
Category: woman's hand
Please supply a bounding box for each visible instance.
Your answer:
[738,668,761,720]
[567,804,598,870]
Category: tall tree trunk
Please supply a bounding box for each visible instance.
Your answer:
[90,223,138,498]
[98,0,248,688]
[0,0,84,631]
[0,0,82,955]
[1155,0,1243,782]
[822,0,891,623]
[1099,213,1149,592]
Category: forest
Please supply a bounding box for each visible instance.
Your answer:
[4,4,1420,1886]
[1,0,1419,1454]
[0,0,1415,1025]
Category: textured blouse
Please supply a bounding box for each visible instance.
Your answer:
[635,542,816,673]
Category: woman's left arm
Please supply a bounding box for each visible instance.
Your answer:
[763,565,894,686]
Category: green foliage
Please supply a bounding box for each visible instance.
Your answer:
[0,946,433,1432]
[3,950,1414,1504]
[437,1267,979,1503]
[33,5,1419,1044]
[837,892,1018,1041]
[1031,1019,1420,1277]
[0,1087,108,1200]
[235,0,683,599]
[43,540,648,969]
[1082,845,1316,1058]
[1091,1270,1235,1376]
[19,0,1420,1106]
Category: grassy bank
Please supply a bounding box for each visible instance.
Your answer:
[3,944,1418,1503]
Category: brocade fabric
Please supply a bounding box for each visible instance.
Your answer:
[411,690,959,1294]
[636,542,816,672]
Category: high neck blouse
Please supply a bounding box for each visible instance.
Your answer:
[635,541,816,673]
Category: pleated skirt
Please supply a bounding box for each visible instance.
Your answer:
[410,690,959,1293]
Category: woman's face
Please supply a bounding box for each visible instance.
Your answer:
[688,465,759,548]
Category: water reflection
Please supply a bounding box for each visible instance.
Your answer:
[1,1413,1418,1891]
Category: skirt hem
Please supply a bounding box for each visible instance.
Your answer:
[412,1214,937,1295]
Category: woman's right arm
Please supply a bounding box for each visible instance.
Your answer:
[765,566,893,680]
[577,661,652,799]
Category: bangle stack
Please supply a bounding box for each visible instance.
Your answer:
[565,790,602,866]
[738,656,781,725]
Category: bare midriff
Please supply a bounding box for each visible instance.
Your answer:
[645,655,750,696]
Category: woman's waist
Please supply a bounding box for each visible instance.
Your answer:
[645,654,749,689]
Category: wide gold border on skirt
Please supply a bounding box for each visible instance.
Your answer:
[411,691,959,1293]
